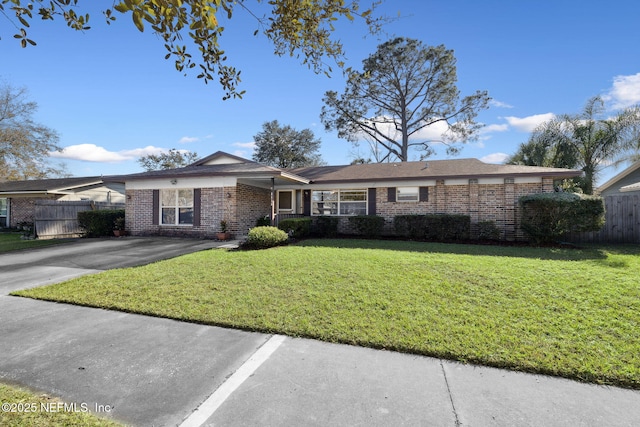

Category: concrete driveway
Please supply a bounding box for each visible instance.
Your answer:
[1,237,640,426]
[0,236,234,294]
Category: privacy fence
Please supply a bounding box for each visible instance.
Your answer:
[35,200,125,239]
[567,194,640,244]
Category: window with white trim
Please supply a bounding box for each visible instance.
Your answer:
[312,189,367,215]
[396,187,419,202]
[161,189,194,225]
[0,198,7,228]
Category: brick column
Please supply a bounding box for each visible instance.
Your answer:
[468,179,479,238]
[504,178,515,241]
[542,177,554,193]
[436,180,446,213]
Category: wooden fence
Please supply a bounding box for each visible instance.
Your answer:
[35,200,125,239]
[567,194,640,244]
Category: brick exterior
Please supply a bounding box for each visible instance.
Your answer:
[369,179,552,241]
[126,178,555,241]
[126,183,271,238]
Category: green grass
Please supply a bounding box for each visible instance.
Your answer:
[0,232,71,253]
[0,383,123,426]
[13,239,640,389]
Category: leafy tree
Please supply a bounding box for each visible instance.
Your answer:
[252,120,324,168]
[138,149,199,171]
[1,0,385,100]
[321,37,490,162]
[0,82,67,180]
[508,96,640,194]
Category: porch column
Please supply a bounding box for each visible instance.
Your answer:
[270,178,275,223]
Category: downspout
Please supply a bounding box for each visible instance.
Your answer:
[270,178,275,225]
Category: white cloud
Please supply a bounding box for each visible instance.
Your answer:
[232,141,256,149]
[50,144,166,163]
[231,141,256,159]
[480,123,509,134]
[504,113,555,132]
[604,73,640,109]
[490,99,514,109]
[480,153,510,164]
[179,136,200,144]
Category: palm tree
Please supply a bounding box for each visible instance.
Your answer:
[509,96,640,194]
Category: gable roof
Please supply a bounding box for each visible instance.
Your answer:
[291,158,582,184]
[597,161,640,194]
[0,176,106,195]
[107,151,309,184]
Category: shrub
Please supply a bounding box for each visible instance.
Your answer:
[476,220,501,240]
[519,192,605,244]
[255,216,271,227]
[278,217,312,238]
[313,216,339,237]
[347,215,385,238]
[394,214,471,241]
[77,209,125,237]
[245,226,289,249]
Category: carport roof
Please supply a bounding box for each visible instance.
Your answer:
[0,176,106,195]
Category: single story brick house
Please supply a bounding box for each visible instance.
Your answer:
[110,151,581,240]
[0,176,125,228]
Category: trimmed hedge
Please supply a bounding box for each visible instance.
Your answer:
[255,216,271,227]
[244,226,289,249]
[77,209,125,237]
[278,218,312,238]
[394,214,471,241]
[347,215,385,238]
[477,220,501,240]
[519,192,605,244]
[313,216,339,237]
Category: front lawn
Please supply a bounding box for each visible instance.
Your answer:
[0,383,122,427]
[13,239,640,389]
[0,232,70,253]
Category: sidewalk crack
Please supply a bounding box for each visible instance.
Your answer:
[440,360,461,427]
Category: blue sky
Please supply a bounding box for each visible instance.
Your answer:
[2,1,639,186]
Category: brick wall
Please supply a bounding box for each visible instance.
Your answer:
[373,179,549,240]
[236,183,271,236]
[126,183,270,238]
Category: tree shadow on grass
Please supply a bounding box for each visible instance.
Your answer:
[294,238,615,261]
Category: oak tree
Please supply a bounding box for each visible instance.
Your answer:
[138,148,199,171]
[0,82,66,180]
[252,120,324,168]
[1,0,385,100]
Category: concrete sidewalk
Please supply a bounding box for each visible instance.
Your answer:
[1,238,639,426]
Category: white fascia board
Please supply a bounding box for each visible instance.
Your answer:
[275,180,438,190]
[126,176,237,190]
[513,176,542,184]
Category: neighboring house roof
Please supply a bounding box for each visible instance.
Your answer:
[107,151,310,184]
[290,158,582,184]
[620,182,640,193]
[597,161,640,194]
[0,176,106,195]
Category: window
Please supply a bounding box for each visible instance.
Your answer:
[0,198,7,228]
[161,189,193,225]
[397,187,419,202]
[312,190,366,216]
